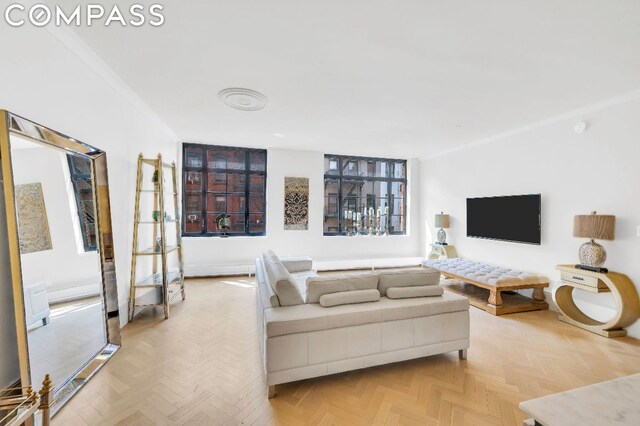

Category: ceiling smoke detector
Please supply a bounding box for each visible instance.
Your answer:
[218,88,268,111]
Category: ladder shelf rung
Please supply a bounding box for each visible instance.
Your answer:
[140,159,173,168]
[134,275,183,288]
[167,290,183,303]
[137,189,178,195]
[137,220,178,224]
[134,245,180,256]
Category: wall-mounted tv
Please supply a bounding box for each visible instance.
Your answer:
[467,194,541,245]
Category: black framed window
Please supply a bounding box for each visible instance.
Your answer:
[67,155,97,252]
[323,154,407,235]
[182,143,267,236]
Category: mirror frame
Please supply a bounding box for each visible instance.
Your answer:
[0,110,121,415]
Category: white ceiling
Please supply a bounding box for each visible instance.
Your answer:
[66,0,640,158]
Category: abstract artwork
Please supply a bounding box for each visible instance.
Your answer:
[284,177,309,230]
[15,183,53,254]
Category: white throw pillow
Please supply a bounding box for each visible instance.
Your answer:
[319,289,380,307]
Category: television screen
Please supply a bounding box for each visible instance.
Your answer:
[466,194,541,245]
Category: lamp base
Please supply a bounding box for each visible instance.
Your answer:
[578,239,606,268]
[437,228,447,245]
[575,264,608,274]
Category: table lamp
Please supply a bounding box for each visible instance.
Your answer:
[435,212,450,245]
[573,211,615,272]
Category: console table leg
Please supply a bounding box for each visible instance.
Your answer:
[488,289,502,306]
[532,288,545,302]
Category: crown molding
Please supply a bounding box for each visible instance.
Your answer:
[44,25,178,141]
[421,89,640,161]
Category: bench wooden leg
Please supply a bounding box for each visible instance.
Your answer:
[532,288,545,302]
[488,289,502,306]
[268,385,276,399]
[459,349,467,360]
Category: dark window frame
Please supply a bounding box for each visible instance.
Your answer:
[67,155,97,252]
[323,154,407,236]
[182,143,267,237]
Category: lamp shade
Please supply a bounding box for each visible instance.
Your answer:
[573,212,615,240]
[435,213,450,228]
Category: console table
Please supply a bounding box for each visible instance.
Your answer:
[427,244,458,260]
[520,373,640,426]
[554,265,640,337]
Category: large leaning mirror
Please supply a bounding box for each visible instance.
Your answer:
[0,111,121,415]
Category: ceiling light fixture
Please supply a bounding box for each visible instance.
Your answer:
[218,88,268,111]
[273,133,285,138]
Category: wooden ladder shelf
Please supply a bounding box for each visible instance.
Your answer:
[128,153,185,321]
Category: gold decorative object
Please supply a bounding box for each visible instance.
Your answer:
[1,110,121,416]
[0,374,52,426]
[573,211,615,269]
[128,153,185,321]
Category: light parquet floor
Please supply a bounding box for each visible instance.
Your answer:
[55,276,640,425]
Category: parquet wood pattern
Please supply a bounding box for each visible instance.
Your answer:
[54,276,640,425]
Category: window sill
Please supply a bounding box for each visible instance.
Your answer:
[323,234,409,239]
[182,235,267,240]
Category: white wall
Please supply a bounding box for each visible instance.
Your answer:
[420,94,640,337]
[183,149,421,274]
[12,146,101,299]
[0,26,176,384]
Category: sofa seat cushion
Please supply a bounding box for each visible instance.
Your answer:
[263,291,469,338]
[378,268,441,296]
[387,285,444,299]
[306,272,379,304]
[319,289,380,307]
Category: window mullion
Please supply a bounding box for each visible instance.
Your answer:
[245,150,250,235]
[201,163,206,235]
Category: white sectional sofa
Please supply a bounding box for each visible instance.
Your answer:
[255,251,470,397]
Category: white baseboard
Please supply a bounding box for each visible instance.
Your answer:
[185,263,255,277]
[119,301,128,329]
[185,257,423,277]
[48,283,101,304]
[314,257,423,271]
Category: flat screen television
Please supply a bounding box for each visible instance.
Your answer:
[467,194,541,245]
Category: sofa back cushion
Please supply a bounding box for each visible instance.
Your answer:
[263,250,304,306]
[377,268,441,296]
[306,272,379,304]
[257,256,280,308]
[386,285,443,299]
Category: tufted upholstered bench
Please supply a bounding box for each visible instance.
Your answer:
[424,258,549,315]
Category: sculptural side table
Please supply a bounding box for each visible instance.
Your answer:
[554,264,640,337]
